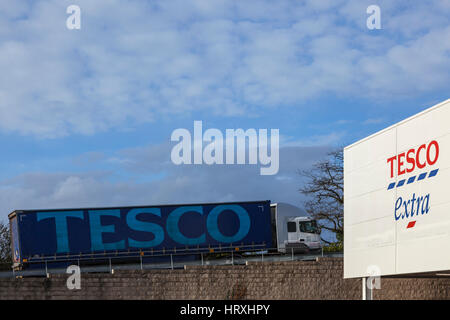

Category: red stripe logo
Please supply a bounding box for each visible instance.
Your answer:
[407,221,416,229]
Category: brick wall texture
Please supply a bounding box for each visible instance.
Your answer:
[0,257,449,300]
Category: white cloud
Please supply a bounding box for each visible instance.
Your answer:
[281,132,345,147]
[0,0,448,137]
[362,118,384,125]
[0,145,332,222]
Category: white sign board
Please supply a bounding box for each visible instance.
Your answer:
[344,99,450,278]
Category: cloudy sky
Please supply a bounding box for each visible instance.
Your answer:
[0,0,449,221]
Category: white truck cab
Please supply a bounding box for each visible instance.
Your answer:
[286,217,321,252]
[271,203,322,253]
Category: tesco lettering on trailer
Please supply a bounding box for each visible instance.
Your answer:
[9,201,322,270]
[344,99,450,278]
[9,201,273,265]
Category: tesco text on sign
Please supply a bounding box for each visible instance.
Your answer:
[386,140,439,228]
[387,140,439,178]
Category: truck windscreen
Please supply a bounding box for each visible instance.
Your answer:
[299,221,319,234]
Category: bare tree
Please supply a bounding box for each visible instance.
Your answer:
[299,149,343,244]
[0,221,11,264]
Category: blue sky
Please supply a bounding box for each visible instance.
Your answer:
[0,0,449,221]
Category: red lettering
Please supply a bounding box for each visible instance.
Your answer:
[416,144,426,169]
[387,156,396,178]
[406,149,415,173]
[427,140,439,165]
[388,140,439,178]
[398,152,406,176]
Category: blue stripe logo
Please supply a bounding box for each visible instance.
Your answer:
[387,168,439,190]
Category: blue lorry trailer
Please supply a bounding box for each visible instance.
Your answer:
[9,201,273,270]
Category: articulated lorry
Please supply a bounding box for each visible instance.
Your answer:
[9,200,321,269]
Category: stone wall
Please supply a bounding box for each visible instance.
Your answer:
[0,258,449,300]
